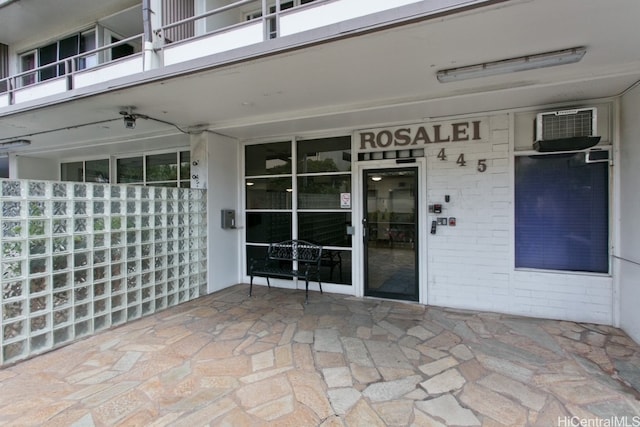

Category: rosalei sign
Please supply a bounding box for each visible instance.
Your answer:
[356,118,489,153]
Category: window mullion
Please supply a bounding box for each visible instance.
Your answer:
[291,137,298,240]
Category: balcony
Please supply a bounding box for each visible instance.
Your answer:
[0,36,145,107]
[0,0,431,109]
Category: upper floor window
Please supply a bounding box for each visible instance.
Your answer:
[19,29,97,86]
[244,0,316,38]
[0,43,8,93]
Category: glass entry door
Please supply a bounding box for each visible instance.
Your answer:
[363,168,418,301]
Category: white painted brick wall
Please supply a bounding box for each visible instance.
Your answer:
[425,113,613,325]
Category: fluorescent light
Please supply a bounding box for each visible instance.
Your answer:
[436,47,586,83]
[0,139,31,149]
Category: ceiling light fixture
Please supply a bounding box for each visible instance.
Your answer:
[0,139,31,149]
[436,47,586,83]
[371,176,382,182]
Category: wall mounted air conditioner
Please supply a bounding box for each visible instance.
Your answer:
[533,107,601,152]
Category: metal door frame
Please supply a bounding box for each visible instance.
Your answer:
[353,158,428,304]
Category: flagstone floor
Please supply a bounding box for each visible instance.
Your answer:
[0,284,639,426]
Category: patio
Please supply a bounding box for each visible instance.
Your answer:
[0,284,638,426]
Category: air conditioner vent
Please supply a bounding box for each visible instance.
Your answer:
[536,108,596,141]
[533,108,600,152]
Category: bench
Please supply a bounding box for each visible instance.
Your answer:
[249,239,323,303]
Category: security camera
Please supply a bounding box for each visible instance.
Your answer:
[123,115,136,129]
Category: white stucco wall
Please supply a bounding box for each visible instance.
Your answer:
[619,84,640,344]
[12,155,59,180]
[195,132,241,293]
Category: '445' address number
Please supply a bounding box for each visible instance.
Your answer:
[437,148,487,172]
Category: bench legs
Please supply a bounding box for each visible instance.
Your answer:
[251,273,318,304]
[249,275,270,297]
[304,278,323,304]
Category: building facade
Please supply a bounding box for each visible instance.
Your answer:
[1,0,640,362]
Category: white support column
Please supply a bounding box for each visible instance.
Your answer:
[143,0,164,70]
[191,131,241,293]
[190,132,208,189]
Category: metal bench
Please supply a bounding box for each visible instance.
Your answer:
[249,239,323,303]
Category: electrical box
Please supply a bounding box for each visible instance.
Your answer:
[221,209,235,229]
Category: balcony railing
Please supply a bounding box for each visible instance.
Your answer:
[0,34,144,107]
[0,0,430,107]
[0,179,207,366]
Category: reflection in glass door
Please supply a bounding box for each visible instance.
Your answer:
[363,168,418,301]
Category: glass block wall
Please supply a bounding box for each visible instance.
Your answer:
[0,180,207,365]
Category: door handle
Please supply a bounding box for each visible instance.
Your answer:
[362,218,367,239]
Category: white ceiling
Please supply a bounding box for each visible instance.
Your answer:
[1,0,640,160]
[0,0,140,46]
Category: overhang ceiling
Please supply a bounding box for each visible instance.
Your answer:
[1,0,639,159]
[0,0,140,46]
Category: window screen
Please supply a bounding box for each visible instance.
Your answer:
[515,153,609,273]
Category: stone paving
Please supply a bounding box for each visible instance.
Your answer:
[0,284,639,426]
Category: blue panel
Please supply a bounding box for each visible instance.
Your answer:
[515,153,609,273]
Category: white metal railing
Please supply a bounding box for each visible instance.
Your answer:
[159,0,322,45]
[2,0,421,106]
[0,34,144,105]
[0,179,207,366]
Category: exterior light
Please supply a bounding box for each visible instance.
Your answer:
[0,139,31,149]
[123,115,136,129]
[436,47,586,83]
[119,107,137,129]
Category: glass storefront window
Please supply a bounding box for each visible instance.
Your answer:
[298,212,352,247]
[297,136,351,173]
[85,159,109,183]
[298,175,351,209]
[61,150,188,187]
[117,157,143,184]
[319,249,351,285]
[245,141,292,176]
[244,136,353,285]
[246,212,292,243]
[61,162,83,182]
[146,153,178,183]
[180,151,191,187]
[246,177,293,210]
[246,245,293,277]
